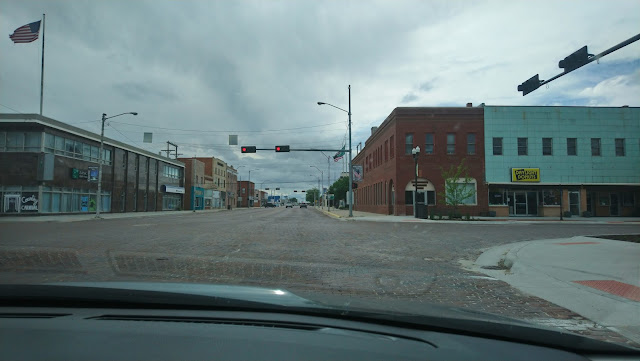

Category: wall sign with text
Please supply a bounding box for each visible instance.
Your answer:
[511,168,540,182]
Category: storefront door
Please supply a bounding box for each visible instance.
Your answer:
[569,191,580,216]
[610,193,619,216]
[509,191,538,216]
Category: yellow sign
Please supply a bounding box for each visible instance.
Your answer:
[511,168,540,182]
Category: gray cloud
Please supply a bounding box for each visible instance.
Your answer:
[1,0,639,193]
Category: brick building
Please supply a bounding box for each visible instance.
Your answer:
[352,106,487,216]
[237,181,255,207]
[178,158,206,210]
[1,113,185,214]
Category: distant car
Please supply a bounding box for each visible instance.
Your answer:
[264,202,276,208]
[285,203,293,208]
[300,203,307,208]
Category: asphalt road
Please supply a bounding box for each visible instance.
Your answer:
[1,207,638,345]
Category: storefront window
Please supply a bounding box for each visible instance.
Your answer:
[489,189,507,205]
[542,190,560,205]
[599,193,610,206]
[622,192,634,206]
[6,132,24,151]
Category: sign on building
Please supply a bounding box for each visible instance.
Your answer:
[352,165,363,181]
[88,166,99,182]
[511,168,541,182]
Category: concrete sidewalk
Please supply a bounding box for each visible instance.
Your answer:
[472,235,640,344]
[313,207,640,225]
[0,208,248,223]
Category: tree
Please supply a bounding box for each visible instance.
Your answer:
[306,188,320,204]
[290,197,298,203]
[328,176,349,203]
[439,159,476,217]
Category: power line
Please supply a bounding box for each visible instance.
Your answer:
[108,120,346,134]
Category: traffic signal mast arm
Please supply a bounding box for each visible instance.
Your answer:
[518,33,640,96]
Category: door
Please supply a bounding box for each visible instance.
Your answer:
[3,195,20,213]
[569,191,580,216]
[515,192,527,216]
[526,191,538,216]
[610,193,619,216]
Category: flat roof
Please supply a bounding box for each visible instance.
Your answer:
[0,113,184,167]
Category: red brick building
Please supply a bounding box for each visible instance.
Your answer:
[237,181,255,207]
[352,106,488,216]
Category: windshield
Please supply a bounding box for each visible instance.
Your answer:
[0,0,639,351]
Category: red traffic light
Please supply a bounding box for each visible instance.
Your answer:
[241,146,256,153]
[275,145,290,152]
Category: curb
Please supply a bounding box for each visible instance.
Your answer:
[312,207,342,219]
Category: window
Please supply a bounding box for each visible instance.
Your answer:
[44,133,54,152]
[91,146,99,161]
[542,138,553,155]
[591,138,601,156]
[567,138,577,156]
[83,144,91,160]
[163,165,181,179]
[65,138,75,156]
[25,133,41,152]
[445,179,477,205]
[622,192,634,206]
[542,190,560,205]
[6,132,24,151]
[384,140,388,161]
[390,136,394,158]
[467,133,476,155]
[404,191,413,205]
[0,132,5,150]
[425,133,434,154]
[405,134,413,155]
[493,137,503,155]
[489,189,507,205]
[446,133,455,154]
[54,136,64,154]
[517,138,528,156]
[615,138,625,156]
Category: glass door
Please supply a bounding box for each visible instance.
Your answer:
[515,192,527,216]
[526,191,538,216]
[610,193,619,216]
[569,191,580,216]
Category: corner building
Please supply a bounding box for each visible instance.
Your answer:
[353,106,487,216]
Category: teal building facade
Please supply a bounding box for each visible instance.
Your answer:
[484,106,639,217]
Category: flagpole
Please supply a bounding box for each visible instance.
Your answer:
[39,13,45,115]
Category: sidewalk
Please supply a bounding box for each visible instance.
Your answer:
[472,236,640,344]
[312,207,640,224]
[0,208,245,223]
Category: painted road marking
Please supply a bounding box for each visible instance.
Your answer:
[573,280,640,302]
[555,241,600,245]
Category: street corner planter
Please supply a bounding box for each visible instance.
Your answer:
[581,211,592,218]
[563,211,572,218]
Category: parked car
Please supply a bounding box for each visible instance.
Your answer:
[264,202,276,208]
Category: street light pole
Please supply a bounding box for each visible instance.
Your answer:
[96,111,137,218]
[317,85,353,217]
[347,85,353,217]
[412,146,420,218]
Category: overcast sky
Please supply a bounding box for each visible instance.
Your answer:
[1,0,639,198]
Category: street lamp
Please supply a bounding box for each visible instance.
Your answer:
[411,146,420,218]
[317,85,352,217]
[310,166,324,209]
[96,112,137,218]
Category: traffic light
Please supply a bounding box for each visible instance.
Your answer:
[275,145,290,152]
[241,146,256,153]
[559,46,591,73]
[294,190,297,192]
[517,74,543,96]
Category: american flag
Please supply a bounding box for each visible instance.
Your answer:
[9,20,41,43]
